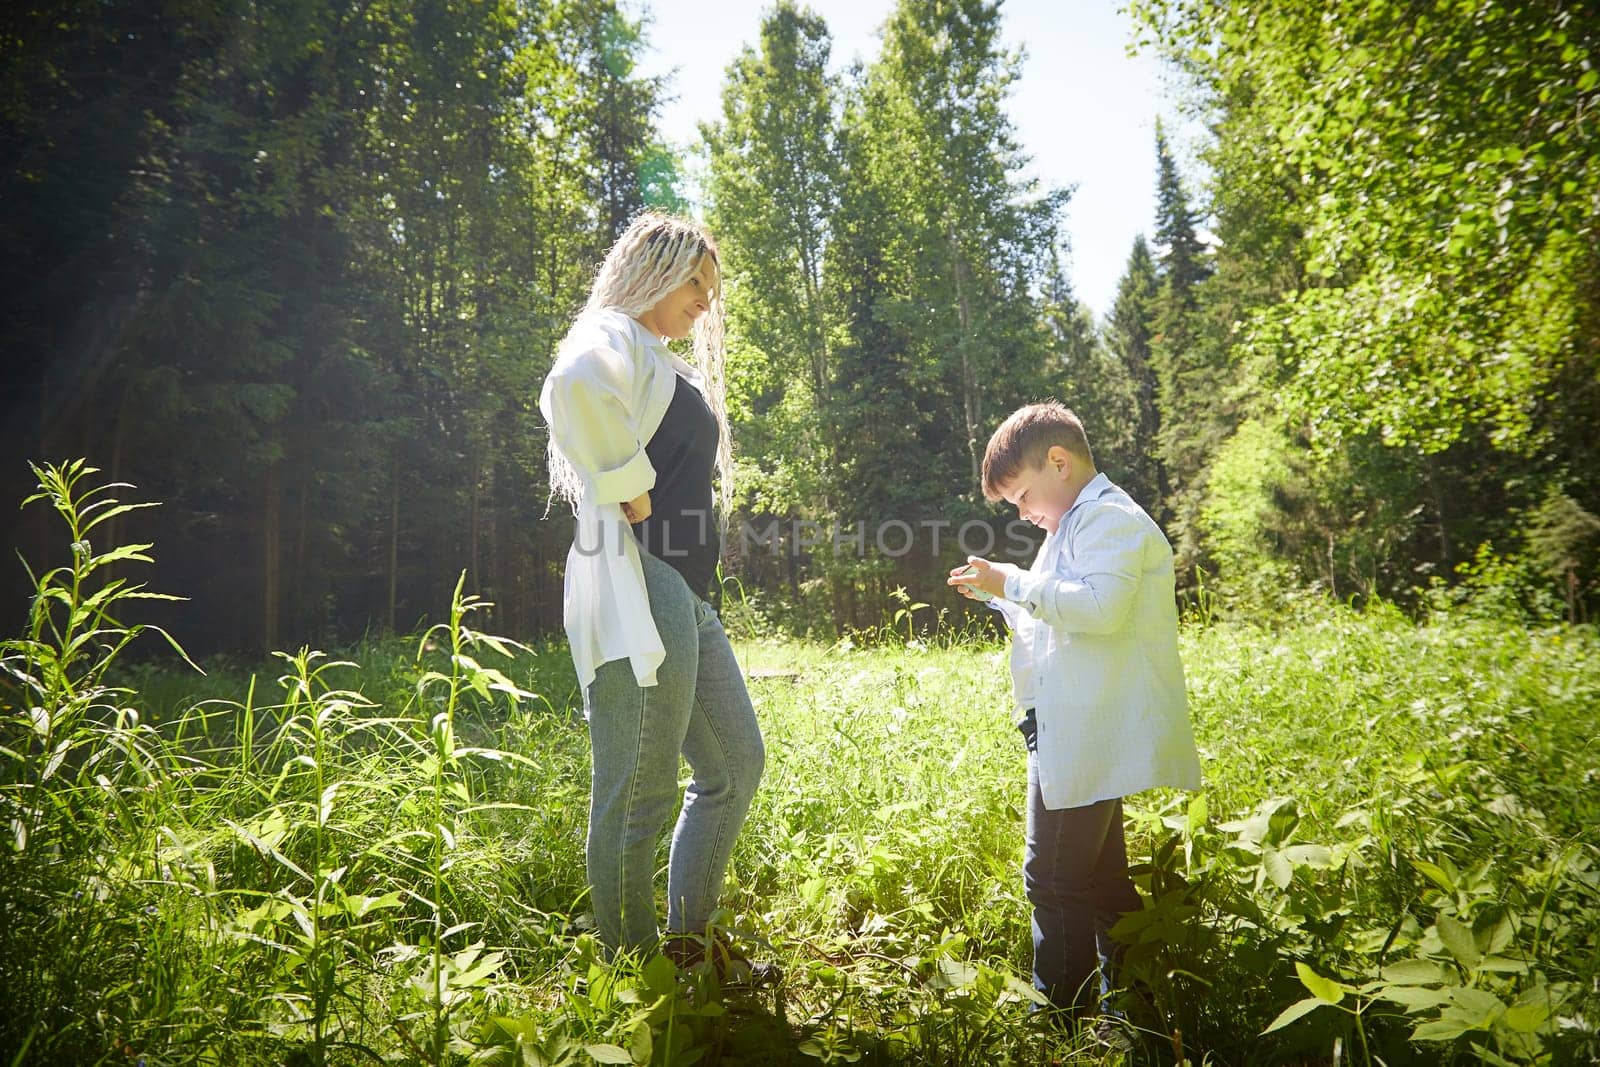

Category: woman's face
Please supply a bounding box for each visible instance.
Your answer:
[637,252,719,341]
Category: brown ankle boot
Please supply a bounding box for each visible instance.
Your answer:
[660,931,781,987]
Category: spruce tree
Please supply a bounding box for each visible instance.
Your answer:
[1149,124,1224,577]
[1106,236,1166,516]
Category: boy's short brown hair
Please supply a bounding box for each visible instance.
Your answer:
[980,401,1095,502]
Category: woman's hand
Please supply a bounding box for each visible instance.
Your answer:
[621,491,652,524]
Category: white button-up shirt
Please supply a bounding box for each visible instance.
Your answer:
[990,473,1202,810]
[538,308,706,701]
[989,524,1062,714]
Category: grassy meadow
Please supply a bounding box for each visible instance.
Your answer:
[3,471,1598,1066]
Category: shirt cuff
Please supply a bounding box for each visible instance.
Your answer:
[590,446,656,505]
[1006,570,1047,613]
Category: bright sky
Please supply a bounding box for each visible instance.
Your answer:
[631,0,1191,321]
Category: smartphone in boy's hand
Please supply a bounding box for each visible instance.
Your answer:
[949,563,995,601]
[961,565,996,601]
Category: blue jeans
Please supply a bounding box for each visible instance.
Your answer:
[585,550,765,953]
[1019,710,1142,1014]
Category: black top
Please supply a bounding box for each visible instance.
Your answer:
[635,372,721,599]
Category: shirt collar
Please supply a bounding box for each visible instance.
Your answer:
[1066,472,1112,518]
[620,311,704,385]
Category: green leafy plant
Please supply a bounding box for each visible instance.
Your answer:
[0,461,197,1059]
[4,464,1598,1065]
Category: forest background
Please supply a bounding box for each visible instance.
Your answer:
[3,0,1598,652]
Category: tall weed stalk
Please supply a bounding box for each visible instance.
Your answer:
[0,461,195,1058]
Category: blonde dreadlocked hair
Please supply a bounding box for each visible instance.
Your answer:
[547,212,733,517]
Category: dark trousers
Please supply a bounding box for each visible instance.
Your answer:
[1019,710,1143,1014]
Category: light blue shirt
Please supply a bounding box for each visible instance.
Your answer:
[989,473,1203,809]
[989,522,1064,714]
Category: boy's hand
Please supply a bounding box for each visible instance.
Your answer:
[621,491,652,524]
[948,556,1011,601]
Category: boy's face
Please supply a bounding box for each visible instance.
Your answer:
[997,446,1077,534]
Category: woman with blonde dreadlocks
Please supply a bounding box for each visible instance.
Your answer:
[539,212,771,983]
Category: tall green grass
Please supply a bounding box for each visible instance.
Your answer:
[3,463,1596,1065]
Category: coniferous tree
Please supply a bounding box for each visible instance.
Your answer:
[1043,256,1142,507]
[1149,123,1225,577]
[812,0,1070,622]
[1153,121,1210,299]
[0,0,668,653]
[846,0,1067,495]
[1106,236,1166,516]
[826,96,923,529]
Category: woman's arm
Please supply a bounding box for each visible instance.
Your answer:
[539,333,657,506]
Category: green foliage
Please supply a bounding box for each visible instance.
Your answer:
[1116,0,1600,620]
[1425,543,1567,628]
[6,463,1599,1064]
[0,463,194,1058]
[1133,0,1600,457]
[705,1,843,521]
[0,464,555,1063]
[1198,420,1300,611]
[1105,234,1167,517]
[1201,418,1434,611]
[844,0,1069,493]
[1126,607,1600,1064]
[0,0,680,651]
[1522,487,1600,624]
[705,0,1076,629]
[8,0,1600,643]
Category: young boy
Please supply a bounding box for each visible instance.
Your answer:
[949,400,1202,1022]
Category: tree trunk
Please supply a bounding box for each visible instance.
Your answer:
[468,451,481,592]
[105,381,132,568]
[264,460,282,650]
[949,221,980,488]
[387,451,400,634]
[293,455,311,639]
[1423,453,1453,567]
[798,238,829,405]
